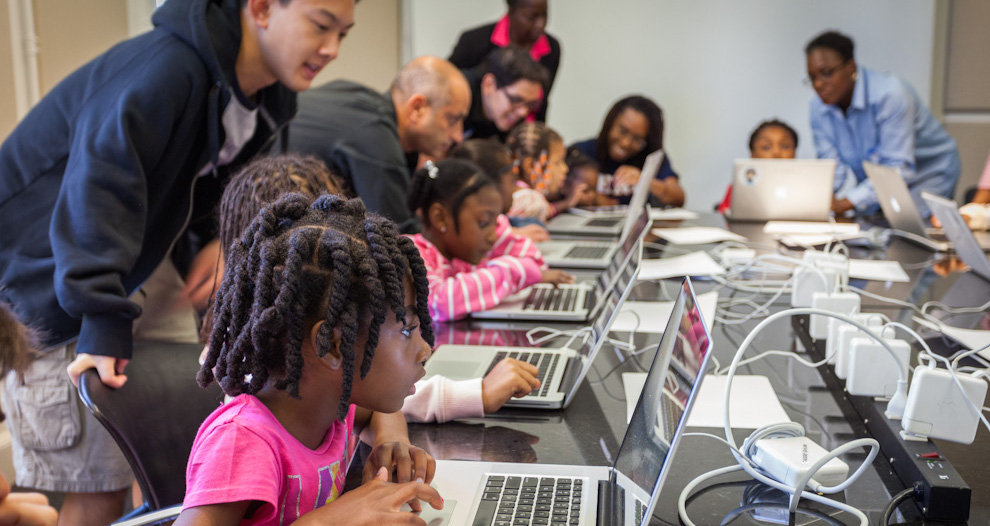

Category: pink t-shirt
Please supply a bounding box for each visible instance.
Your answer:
[183,395,356,525]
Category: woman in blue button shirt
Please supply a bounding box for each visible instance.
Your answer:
[806,30,960,218]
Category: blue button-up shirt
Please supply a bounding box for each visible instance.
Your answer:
[809,67,960,217]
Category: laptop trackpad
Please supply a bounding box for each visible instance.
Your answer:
[400,499,456,525]
[429,360,486,381]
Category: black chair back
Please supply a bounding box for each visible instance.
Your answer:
[78,340,223,511]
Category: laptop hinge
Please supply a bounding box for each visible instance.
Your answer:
[596,476,624,526]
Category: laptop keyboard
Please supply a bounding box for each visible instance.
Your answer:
[472,475,584,526]
[564,245,609,260]
[487,351,559,397]
[523,287,578,312]
[585,218,622,228]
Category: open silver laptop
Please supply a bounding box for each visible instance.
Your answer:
[537,201,651,269]
[419,277,713,526]
[922,192,990,281]
[727,159,835,222]
[865,162,990,251]
[544,150,663,238]
[471,207,649,322]
[424,247,641,410]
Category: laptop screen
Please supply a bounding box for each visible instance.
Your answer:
[923,192,990,281]
[596,207,650,297]
[560,238,644,407]
[611,278,713,521]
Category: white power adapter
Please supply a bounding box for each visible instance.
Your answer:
[901,366,988,444]
[809,292,860,339]
[791,251,849,307]
[846,334,909,397]
[826,313,880,365]
[752,436,849,488]
[833,318,882,379]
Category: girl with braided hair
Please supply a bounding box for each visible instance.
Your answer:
[406,158,573,325]
[179,192,443,525]
[448,138,550,243]
[204,154,553,424]
[505,122,585,224]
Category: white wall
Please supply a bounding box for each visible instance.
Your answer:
[407,0,937,210]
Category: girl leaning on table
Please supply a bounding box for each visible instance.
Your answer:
[406,158,574,323]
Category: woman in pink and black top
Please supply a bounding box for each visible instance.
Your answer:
[406,159,573,323]
[449,0,560,122]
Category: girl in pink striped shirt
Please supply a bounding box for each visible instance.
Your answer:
[406,159,573,322]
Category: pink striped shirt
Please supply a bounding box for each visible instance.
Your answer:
[408,215,545,322]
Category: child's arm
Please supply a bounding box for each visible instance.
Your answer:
[361,411,435,489]
[402,376,484,423]
[414,235,544,322]
[401,358,541,423]
[176,470,443,526]
[547,182,589,218]
[490,215,546,268]
[0,473,57,526]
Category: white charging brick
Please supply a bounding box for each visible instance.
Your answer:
[846,337,909,397]
[902,367,988,444]
[825,314,880,365]
[809,292,860,339]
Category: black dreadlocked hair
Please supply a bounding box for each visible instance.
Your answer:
[219,154,345,254]
[406,158,496,233]
[200,193,434,420]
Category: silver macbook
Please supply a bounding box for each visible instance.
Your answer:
[865,162,990,251]
[537,200,651,270]
[545,150,663,238]
[418,277,713,526]
[922,192,990,281]
[471,207,650,322]
[727,159,835,222]
[424,248,641,410]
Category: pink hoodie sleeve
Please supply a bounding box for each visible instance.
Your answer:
[401,376,484,423]
[410,234,544,322]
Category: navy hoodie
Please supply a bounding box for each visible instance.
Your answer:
[0,0,296,359]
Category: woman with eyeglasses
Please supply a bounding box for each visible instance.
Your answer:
[570,95,686,207]
[806,30,960,218]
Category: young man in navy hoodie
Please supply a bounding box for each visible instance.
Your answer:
[0,0,354,523]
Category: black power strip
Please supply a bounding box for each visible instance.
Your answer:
[792,315,971,523]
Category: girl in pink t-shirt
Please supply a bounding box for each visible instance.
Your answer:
[177,194,443,525]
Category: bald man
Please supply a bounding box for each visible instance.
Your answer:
[287,56,471,233]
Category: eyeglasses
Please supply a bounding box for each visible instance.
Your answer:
[803,60,849,86]
[613,124,647,150]
[501,89,542,112]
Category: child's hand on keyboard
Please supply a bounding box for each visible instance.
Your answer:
[481,358,541,413]
[540,269,575,287]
